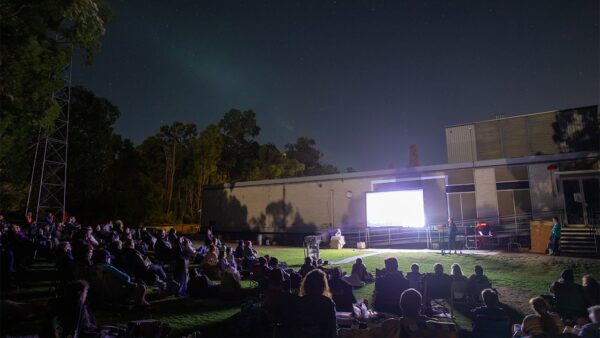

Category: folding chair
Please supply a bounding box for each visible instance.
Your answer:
[424,279,452,319]
[450,280,468,319]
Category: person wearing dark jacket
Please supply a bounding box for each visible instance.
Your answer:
[299,257,316,277]
[329,267,357,312]
[373,257,409,315]
[550,269,587,320]
[294,269,337,337]
[122,239,167,287]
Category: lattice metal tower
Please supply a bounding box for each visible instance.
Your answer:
[26,59,72,224]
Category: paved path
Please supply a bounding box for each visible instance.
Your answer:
[328,248,501,265]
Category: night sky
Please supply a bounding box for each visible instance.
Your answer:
[73,0,599,171]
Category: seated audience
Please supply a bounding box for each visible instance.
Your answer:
[218,250,236,273]
[299,256,315,276]
[204,227,215,247]
[373,257,409,315]
[471,289,506,318]
[220,267,242,298]
[263,268,298,335]
[583,275,600,307]
[518,296,564,337]
[92,249,149,307]
[406,263,423,292]
[471,289,510,338]
[424,263,452,300]
[579,305,600,337]
[154,230,174,262]
[467,265,492,302]
[234,240,245,259]
[122,239,167,288]
[550,269,588,320]
[225,246,236,265]
[328,267,357,312]
[451,263,468,282]
[294,269,337,337]
[167,228,178,245]
[243,241,257,260]
[350,258,374,283]
[201,244,219,267]
[55,242,78,283]
[187,268,219,298]
[379,289,456,337]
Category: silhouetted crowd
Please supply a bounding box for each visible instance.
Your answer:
[1,213,599,337]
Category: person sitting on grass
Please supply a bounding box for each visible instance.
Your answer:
[373,257,409,315]
[264,268,298,335]
[234,240,245,259]
[299,256,316,276]
[351,258,374,283]
[467,265,492,303]
[516,296,564,338]
[471,289,510,338]
[294,269,337,337]
[187,268,218,298]
[406,263,423,292]
[243,240,258,260]
[225,246,237,270]
[218,249,236,274]
[471,289,505,319]
[379,288,457,337]
[328,267,356,312]
[583,275,600,307]
[451,263,468,282]
[251,256,270,287]
[550,269,588,321]
[201,244,219,266]
[92,249,150,308]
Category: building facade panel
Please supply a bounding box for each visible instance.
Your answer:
[475,121,503,160]
[446,124,477,163]
[474,168,499,219]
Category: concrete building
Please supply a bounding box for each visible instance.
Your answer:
[202,106,599,250]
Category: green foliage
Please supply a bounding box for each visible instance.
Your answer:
[0,0,110,215]
[285,137,339,176]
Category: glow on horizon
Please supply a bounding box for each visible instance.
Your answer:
[366,190,426,228]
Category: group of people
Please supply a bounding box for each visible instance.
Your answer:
[2,212,600,338]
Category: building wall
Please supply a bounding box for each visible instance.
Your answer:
[446,124,477,163]
[446,106,598,163]
[528,163,562,215]
[202,155,597,233]
[474,168,499,219]
[202,174,448,233]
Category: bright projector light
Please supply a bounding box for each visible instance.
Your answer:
[366,190,426,227]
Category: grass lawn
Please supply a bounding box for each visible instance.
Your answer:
[2,246,599,336]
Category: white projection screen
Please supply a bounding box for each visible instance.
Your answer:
[366,190,426,227]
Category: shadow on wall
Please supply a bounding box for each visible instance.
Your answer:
[249,200,319,245]
[204,188,250,233]
[341,194,366,229]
